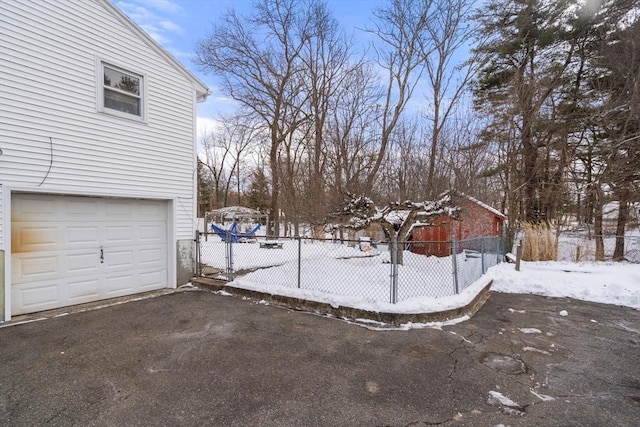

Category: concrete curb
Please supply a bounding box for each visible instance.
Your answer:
[190,277,493,326]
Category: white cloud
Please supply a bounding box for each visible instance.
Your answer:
[158,19,184,34]
[197,117,222,138]
[215,96,235,103]
[139,0,183,14]
[139,25,171,45]
[115,0,183,47]
[168,47,193,60]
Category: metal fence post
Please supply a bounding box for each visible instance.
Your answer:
[390,234,398,303]
[481,237,486,274]
[297,236,302,289]
[226,230,234,281]
[452,238,459,294]
[195,230,200,276]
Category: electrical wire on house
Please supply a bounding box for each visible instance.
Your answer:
[177,195,200,229]
[38,136,54,186]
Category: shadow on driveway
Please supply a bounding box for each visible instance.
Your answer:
[1,290,639,426]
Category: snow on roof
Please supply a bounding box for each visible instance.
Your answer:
[207,206,262,218]
[440,190,507,219]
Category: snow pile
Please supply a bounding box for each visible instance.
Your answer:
[488,261,640,309]
[228,270,488,314]
[201,236,640,313]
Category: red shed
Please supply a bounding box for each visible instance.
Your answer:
[410,191,507,257]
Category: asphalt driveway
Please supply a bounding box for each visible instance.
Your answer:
[1,289,639,426]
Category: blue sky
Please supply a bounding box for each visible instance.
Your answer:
[115,0,381,124]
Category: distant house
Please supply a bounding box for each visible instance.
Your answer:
[410,191,507,257]
[602,201,640,223]
[0,0,209,320]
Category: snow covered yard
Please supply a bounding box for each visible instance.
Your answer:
[198,238,499,308]
[198,236,639,318]
[557,229,640,262]
[489,260,640,309]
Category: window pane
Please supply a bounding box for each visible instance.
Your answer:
[104,88,141,116]
[104,66,140,96]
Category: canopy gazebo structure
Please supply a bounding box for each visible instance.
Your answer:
[205,206,267,239]
[206,206,263,223]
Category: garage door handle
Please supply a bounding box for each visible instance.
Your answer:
[100,247,104,264]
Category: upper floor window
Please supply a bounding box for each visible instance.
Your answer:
[101,63,144,118]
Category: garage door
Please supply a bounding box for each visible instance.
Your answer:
[11,194,168,315]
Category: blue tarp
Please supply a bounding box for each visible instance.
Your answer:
[210,222,261,242]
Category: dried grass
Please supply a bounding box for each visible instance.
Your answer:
[521,222,557,261]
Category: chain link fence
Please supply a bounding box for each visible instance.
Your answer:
[453,237,505,293]
[557,234,640,262]
[196,232,504,304]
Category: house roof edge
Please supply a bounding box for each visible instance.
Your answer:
[439,189,507,219]
[99,0,210,102]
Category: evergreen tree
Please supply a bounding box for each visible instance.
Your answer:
[246,169,271,214]
[473,0,576,223]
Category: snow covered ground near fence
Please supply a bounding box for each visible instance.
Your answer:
[199,239,474,303]
[199,239,378,271]
[556,228,640,262]
[199,236,640,314]
[488,261,640,309]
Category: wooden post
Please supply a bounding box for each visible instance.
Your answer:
[576,246,581,262]
[515,242,522,272]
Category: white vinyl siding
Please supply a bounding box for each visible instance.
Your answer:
[0,185,3,249]
[0,0,197,239]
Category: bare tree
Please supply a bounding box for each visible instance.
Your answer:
[299,1,356,227]
[198,129,229,210]
[444,110,499,200]
[198,115,260,208]
[195,0,314,235]
[278,110,308,236]
[422,0,479,198]
[377,117,428,201]
[324,63,382,202]
[327,194,460,264]
[364,0,439,194]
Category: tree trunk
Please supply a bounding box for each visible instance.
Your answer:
[427,108,441,199]
[522,114,539,222]
[613,192,629,261]
[396,246,404,266]
[593,184,605,261]
[269,125,280,238]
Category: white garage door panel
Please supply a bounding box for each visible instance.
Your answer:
[140,247,164,264]
[106,274,135,293]
[68,226,100,244]
[13,226,58,252]
[15,255,59,278]
[107,250,134,267]
[106,226,134,242]
[140,224,165,241]
[68,253,100,273]
[12,194,169,315]
[20,284,59,309]
[140,270,166,287]
[68,279,100,300]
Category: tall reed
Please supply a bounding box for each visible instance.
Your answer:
[521,222,557,261]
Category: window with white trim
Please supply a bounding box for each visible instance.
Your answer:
[101,63,143,117]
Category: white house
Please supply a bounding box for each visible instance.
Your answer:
[0,0,209,320]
